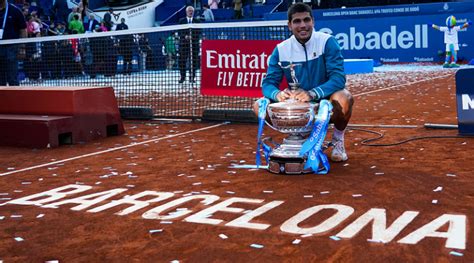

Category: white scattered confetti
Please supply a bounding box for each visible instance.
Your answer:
[367,238,385,243]
[160,221,173,224]
[7,167,15,170]
[14,237,24,242]
[226,191,235,195]
[352,194,363,198]
[292,239,301,245]
[11,215,23,218]
[320,191,330,195]
[375,172,384,175]
[329,236,341,241]
[0,216,5,220]
[250,243,264,249]
[432,199,438,204]
[21,182,31,185]
[219,234,228,239]
[370,166,376,169]
[221,180,230,184]
[449,251,464,257]
[446,173,456,177]
[343,163,349,167]
[149,229,163,234]
[433,186,443,192]
[192,182,202,186]
[263,190,273,194]
[303,195,313,198]
[301,233,313,238]
[36,214,45,218]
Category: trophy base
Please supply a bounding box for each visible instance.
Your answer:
[268,156,313,175]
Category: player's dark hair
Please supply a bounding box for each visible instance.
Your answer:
[287,3,313,22]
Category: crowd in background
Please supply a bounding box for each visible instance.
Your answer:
[13,0,132,39]
[6,0,155,82]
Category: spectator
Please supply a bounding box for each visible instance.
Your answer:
[233,0,243,19]
[39,0,54,21]
[118,32,134,74]
[209,0,219,9]
[137,34,153,70]
[78,0,88,23]
[103,8,114,31]
[163,33,177,70]
[67,7,80,24]
[178,6,201,83]
[68,14,84,34]
[84,14,98,33]
[99,21,108,32]
[0,0,27,86]
[201,4,214,22]
[27,15,41,37]
[47,22,60,36]
[56,21,67,35]
[116,18,128,30]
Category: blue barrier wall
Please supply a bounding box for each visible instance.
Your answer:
[266,2,474,62]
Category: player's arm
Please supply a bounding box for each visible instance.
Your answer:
[262,48,289,102]
[310,36,346,101]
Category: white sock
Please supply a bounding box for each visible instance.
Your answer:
[333,128,345,142]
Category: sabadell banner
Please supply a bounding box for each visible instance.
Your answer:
[201,40,283,97]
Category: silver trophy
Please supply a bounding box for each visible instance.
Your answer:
[263,63,319,174]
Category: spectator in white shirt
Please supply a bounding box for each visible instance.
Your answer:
[201,4,214,22]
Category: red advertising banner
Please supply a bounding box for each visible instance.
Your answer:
[201,40,282,97]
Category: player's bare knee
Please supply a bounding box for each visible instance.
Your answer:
[330,90,353,117]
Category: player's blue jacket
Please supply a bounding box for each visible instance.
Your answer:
[262,31,346,101]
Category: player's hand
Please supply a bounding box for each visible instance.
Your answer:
[291,89,312,102]
[276,89,291,102]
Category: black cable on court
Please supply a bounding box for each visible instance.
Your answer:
[348,127,474,147]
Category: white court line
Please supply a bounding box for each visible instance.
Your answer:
[353,73,452,97]
[0,122,228,177]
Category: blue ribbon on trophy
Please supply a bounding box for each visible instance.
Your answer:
[299,99,333,174]
[256,97,270,167]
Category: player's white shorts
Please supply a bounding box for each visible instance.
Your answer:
[445,43,460,52]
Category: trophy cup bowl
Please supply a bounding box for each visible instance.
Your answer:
[265,101,319,174]
[267,101,317,134]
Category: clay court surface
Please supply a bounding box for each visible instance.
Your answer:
[1,65,473,262]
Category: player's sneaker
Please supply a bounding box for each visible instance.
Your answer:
[450,63,460,68]
[442,63,450,68]
[330,139,348,162]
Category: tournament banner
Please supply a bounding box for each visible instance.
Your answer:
[201,40,281,97]
[455,68,474,135]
